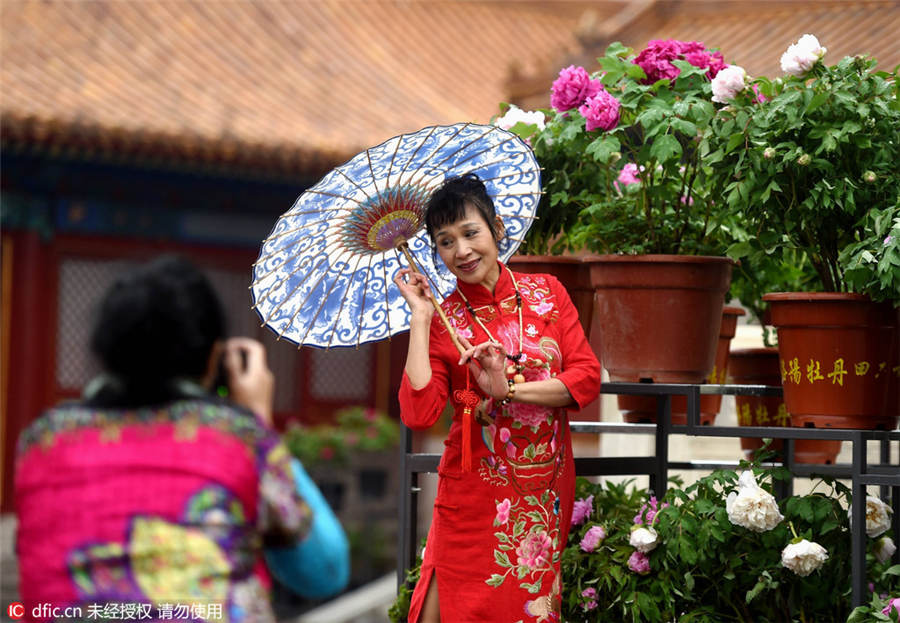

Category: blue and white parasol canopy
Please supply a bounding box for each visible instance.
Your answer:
[250,122,541,348]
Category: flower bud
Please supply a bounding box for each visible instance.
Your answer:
[763,147,776,160]
[609,151,622,163]
[863,170,877,183]
[796,153,811,166]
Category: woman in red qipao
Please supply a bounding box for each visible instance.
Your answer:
[393,174,602,623]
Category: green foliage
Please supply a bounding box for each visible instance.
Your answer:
[388,463,898,621]
[562,466,897,622]
[508,42,732,256]
[387,539,424,623]
[707,53,900,302]
[282,405,399,467]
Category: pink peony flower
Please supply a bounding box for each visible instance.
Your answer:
[550,65,604,112]
[634,496,668,525]
[752,84,768,103]
[581,587,598,611]
[780,34,827,77]
[615,163,642,192]
[579,89,621,132]
[579,525,607,552]
[711,65,748,103]
[516,530,552,571]
[571,495,594,526]
[495,498,511,525]
[498,427,511,443]
[883,598,900,617]
[627,550,651,574]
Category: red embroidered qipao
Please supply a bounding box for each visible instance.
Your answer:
[399,264,602,623]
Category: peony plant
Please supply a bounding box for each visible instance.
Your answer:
[389,461,899,622]
[706,34,900,303]
[496,40,735,256]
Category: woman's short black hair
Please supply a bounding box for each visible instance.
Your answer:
[424,173,499,242]
[90,255,226,387]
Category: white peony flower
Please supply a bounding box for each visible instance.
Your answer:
[629,526,659,553]
[780,34,827,77]
[711,65,748,103]
[863,495,893,538]
[781,539,829,576]
[874,536,897,564]
[494,105,546,132]
[726,470,784,532]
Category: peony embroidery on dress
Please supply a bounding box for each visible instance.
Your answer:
[487,491,562,621]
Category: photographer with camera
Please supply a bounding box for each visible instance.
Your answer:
[15,255,348,622]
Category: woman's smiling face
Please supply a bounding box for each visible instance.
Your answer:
[434,204,502,291]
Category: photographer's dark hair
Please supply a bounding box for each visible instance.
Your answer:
[89,255,226,401]
[424,173,499,242]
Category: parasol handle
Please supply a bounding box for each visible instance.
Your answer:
[397,242,465,355]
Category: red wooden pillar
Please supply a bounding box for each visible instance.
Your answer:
[1,230,57,512]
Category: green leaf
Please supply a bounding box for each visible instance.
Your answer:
[585,135,621,163]
[649,134,682,163]
[726,132,745,153]
[494,550,511,568]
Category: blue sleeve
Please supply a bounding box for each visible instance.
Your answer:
[264,458,350,599]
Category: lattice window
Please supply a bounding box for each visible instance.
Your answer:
[56,258,136,390]
[309,345,373,401]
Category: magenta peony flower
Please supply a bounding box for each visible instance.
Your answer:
[627,550,651,574]
[579,525,607,552]
[571,495,594,526]
[883,598,900,617]
[550,65,603,112]
[579,90,621,131]
[634,39,725,83]
[516,530,552,571]
[495,498,511,525]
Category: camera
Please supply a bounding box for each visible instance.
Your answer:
[212,347,247,398]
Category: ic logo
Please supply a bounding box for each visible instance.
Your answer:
[7,602,25,619]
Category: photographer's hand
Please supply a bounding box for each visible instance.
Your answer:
[225,337,275,426]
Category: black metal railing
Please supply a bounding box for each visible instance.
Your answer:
[397,382,900,608]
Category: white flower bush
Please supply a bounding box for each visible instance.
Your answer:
[711,65,747,103]
[628,526,659,553]
[779,33,827,76]
[781,539,829,577]
[726,470,784,532]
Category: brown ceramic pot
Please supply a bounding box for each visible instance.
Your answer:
[620,306,745,425]
[764,292,898,430]
[728,347,842,464]
[586,254,734,383]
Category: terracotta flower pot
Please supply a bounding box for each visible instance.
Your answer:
[586,254,734,383]
[620,306,745,424]
[763,292,898,430]
[508,255,593,334]
[729,348,841,464]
